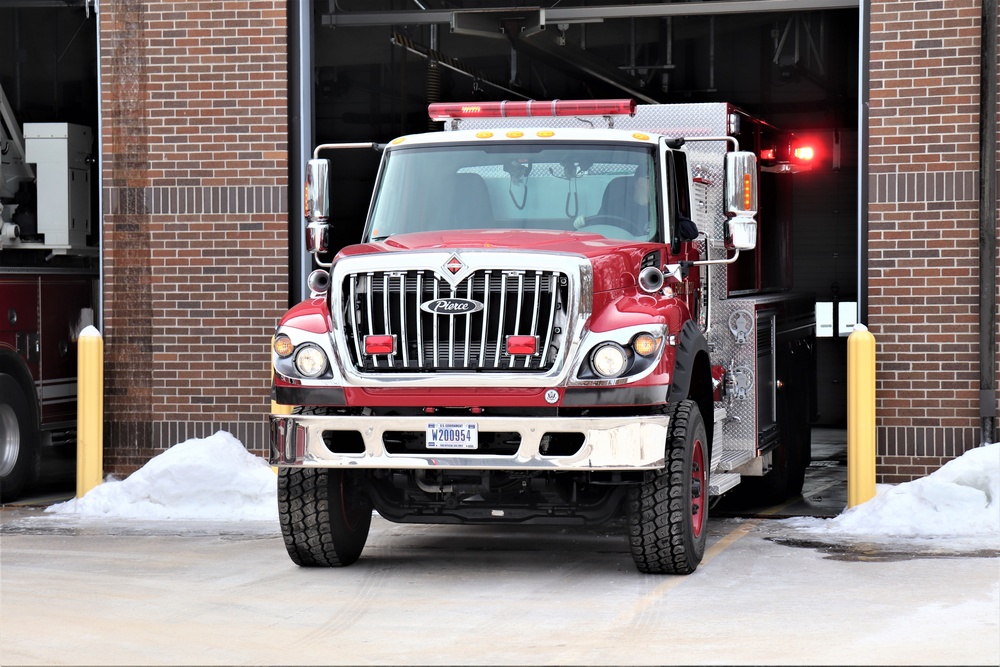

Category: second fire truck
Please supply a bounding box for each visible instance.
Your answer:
[0,83,96,502]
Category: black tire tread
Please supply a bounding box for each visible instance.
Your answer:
[277,467,371,567]
[626,400,707,575]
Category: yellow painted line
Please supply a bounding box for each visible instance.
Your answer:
[615,519,760,623]
[619,478,846,621]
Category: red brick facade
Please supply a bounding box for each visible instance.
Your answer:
[100,0,288,472]
[867,0,999,481]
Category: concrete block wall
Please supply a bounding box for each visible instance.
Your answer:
[867,0,999,481]
[100,0,289,472]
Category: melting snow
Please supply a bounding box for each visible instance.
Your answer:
[46,431,277,521]
[43,429,999,550]
[784,442,999,548]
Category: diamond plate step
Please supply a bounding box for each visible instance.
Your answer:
[713,406,727,425]
[708,472,741,496]
[715,449,755,471]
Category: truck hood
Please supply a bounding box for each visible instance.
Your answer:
[337,229,656,293]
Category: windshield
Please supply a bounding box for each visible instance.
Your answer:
[366,142,660,243]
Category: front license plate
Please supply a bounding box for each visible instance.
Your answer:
[426,422,478,449]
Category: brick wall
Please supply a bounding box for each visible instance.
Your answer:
[100,0,289,472]
[867,0,999,481]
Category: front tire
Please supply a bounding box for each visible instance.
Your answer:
[278,467,372,567]
[0,373,38,503]
[626,400,709,574]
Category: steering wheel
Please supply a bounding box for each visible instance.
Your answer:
[582,214,645,236]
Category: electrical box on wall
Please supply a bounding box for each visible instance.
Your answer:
[816,301,857,337]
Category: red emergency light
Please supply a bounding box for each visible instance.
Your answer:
[793,146,815,161]
[760,137,816,174]
[428,99,636,121]
[505,335,538,356]
[365,335,396,355]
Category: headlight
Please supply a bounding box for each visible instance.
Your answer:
[294,344,328,377]
[591,343,627,378]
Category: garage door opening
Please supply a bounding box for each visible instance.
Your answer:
[293,1,861,516]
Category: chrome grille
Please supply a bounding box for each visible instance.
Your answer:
[343,269,568,372]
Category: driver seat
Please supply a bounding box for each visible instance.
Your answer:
[443,173,494,230]
[597,176,647,234]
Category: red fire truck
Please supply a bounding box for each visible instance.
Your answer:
[0,84,96,502]
[270,100,815,574]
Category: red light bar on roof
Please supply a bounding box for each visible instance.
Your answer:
[428,99,636,121]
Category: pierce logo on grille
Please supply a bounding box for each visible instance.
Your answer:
[420,298,484,315]
[443,254,465,275]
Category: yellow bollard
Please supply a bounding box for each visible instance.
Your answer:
[76,326,104,498]
[847,323,877,507]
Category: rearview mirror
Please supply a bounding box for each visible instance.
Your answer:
[305,159,330,254]
[723,151,758,251]
[305,159,330,223]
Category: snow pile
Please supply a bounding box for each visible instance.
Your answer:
[47,431,278,521]
[787,443,1000,543]
[39,426,1000,545]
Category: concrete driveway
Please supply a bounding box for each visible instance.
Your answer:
[1,507,997,666]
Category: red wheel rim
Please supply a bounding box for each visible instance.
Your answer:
[691,438,706,538]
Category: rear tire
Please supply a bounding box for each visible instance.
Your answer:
[278,467,372,567]
[626,400,709,574]
[0,373,38,503]
[751,338,812,503]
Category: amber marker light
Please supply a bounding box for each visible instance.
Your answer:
[536,130,555,138]
[633,334,659,357]
[475,131,494,139]
[506,131,524,138]
[743,174,753,209]
[273,334,294,358]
